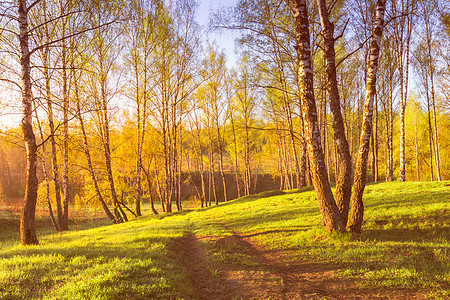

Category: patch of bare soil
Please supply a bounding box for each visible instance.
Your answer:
[171,231,251,299]
[172,226,429,299]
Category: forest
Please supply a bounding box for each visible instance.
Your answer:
[0,0,449,246]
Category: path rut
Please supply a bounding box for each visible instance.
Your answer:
[171,223,428,299]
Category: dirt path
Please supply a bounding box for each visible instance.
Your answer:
[171,224,428,299]
[171,231,250,300]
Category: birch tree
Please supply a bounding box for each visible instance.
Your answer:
[316,0,353,225]
[291,0,344,232]
[347,0,387,233]
[392,0,414,182]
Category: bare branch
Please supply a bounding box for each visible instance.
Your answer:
[0,78,22,90]
[27,0,44,13]
[28,10,84,35]
[29,18,119,57]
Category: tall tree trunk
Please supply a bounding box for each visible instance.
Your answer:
[288,113,301,189]
[76,100,116,224]
[271,36,302,189]
[142,167,158,215]
[134,62,144,217]
[230,115,241,198]
[36,112,59,232]
[426,87,434,181]
[414,106,420,181]
[244,119,251,195]
[385,61,394,182]
[18,0,39,245]
[374,93,379,182]
[61,21,70,231]
[388,81,394,181]
[196,128,206,207]
[317,0,353,225]
[394,0,413,182]
[291,0,344,232]
[347,0,387,233]
[42,45,64,232]
[209,139,218,205]
[177,121,183,211]
[70,36,116,223]
[149,193,158,215]
[154,170,166,212]
[424,19,441,181]
[276,131,284,190]
[217,130,228,202]
[299,113,307,187]
[398,70,406,182]
[102,96,123,223]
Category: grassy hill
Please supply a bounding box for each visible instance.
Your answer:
[0,181,449,299]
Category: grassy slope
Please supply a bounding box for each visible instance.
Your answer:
[0,181,449,299]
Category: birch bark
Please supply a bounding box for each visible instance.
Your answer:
[347,0,387,233]
[317,0,353,225]
[291,0,344,232]
[19,0,39,245]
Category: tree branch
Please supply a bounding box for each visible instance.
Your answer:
[27,0,44,13]
[0,78,22,90]
[29,18,119,57]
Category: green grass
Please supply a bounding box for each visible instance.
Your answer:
[1,181,449,299]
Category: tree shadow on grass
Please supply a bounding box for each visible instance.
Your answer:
[0,229,191,300]
[362,213,450,243]
[242,227,312,238]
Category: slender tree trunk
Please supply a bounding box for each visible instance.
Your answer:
[216,124,228,202]
[230,115,241,198]
[398,71,406,182]
[102,98,123,223]
[288,115,301,189]
[117,193,128,222]
[209,140,218,205]
[426,88,434,181]
[177,121,183,211]
[154,170,166,212]
[389,88,394,181]
[196,130,206,207]
[142,167,158,215]
[425,31,441,181]
[277,131,284,190]
[421,1,441,181]
[149,193,158,215]
[374,93,379,182]
[431,87,441,181]
[317,0,353,225]
[162,115,172,213]
[18,0,39,245]
[299,113,307,187]
[42,46,64,232]
[414,107,420,181]
[70,36,116,223]
[271,37,301,189]
[244,119,251,195]
[284,133,293,189]
[394,0,413,182]
[36,113,59,232]
[291,0,344,232]
[135,66,143,217]
[61,29,70,231]
[76,102,116,223]
[348,0,387,233]
[386,64,394,181]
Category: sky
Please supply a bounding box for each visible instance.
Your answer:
[196,0,240,67]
